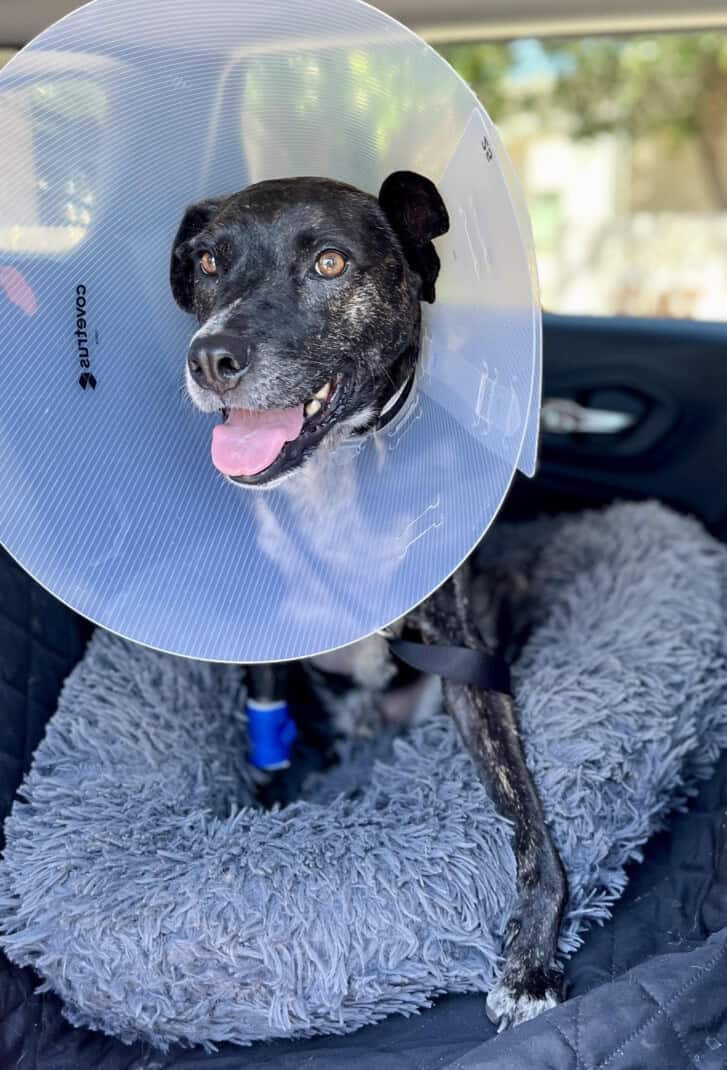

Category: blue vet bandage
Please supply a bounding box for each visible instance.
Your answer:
[245,699,298,771]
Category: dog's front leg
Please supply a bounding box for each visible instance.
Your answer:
[410,566,567,1030]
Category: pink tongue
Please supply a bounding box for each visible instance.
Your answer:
[211,405,305,477]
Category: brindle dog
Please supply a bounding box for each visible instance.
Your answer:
[170,172,567,1029]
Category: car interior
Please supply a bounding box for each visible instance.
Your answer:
[1,2,727,1068]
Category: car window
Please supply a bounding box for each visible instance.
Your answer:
[0,47,105,255]
[3,31,726,321]
[442,32,727,321]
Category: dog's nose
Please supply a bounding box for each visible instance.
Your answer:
[187,334,248,393]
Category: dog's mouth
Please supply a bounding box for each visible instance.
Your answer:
[211,377,345,485]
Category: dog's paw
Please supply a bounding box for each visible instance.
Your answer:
[486,976,561,1033]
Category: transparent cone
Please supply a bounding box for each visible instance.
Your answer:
[0,0,541,662]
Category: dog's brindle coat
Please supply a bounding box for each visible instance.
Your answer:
[170,173,567,1029]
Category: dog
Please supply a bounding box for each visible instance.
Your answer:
[170,172,567,1029]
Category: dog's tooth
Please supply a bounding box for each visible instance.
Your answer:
[315,382,331,402]
[305,398,322,418]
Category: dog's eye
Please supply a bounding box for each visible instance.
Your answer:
[199,251,218,276]
[315,250,347,279]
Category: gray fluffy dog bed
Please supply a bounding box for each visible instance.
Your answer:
[1,501,727,1052]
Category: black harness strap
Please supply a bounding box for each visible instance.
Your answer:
[388,638,512,695]
[371,370,512,697]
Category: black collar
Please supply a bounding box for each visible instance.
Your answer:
[372,371,416,432]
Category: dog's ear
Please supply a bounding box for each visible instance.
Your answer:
[378,171,449,303]
[170,198,225,312]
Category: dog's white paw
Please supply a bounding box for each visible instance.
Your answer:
[486,978,560,1032]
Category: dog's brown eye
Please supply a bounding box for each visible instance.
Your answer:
[199,251,218,276]
[315,250,347,279]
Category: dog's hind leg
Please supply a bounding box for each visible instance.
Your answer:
[408,565,567,1030]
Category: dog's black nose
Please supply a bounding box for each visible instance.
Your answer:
[187,334,248,393]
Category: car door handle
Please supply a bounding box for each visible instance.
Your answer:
[541,397,639,435]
